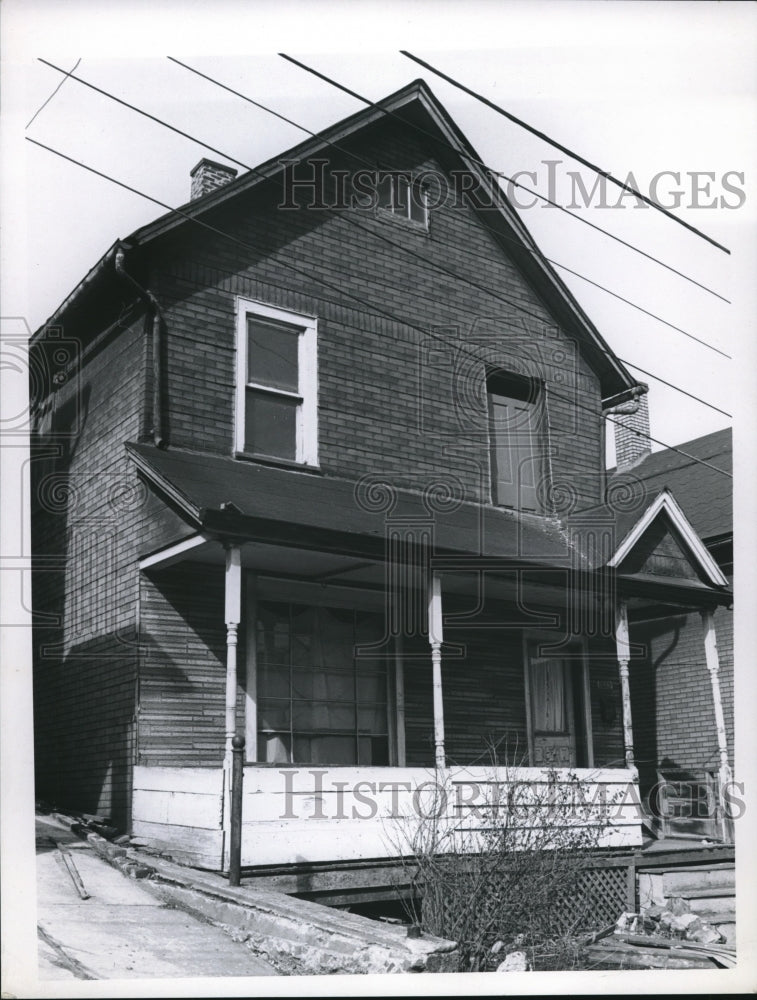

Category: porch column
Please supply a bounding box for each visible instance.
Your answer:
[224,545,242,766]
[700,608,731,791]
[428,572,446,770]
[614,598,635,770]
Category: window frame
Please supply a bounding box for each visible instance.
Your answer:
[252,599,394,767]
[485,368,545,512]
[234,297,318,465]
[376,172,429,229]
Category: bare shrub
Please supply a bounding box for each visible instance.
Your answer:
[388,754,620,971]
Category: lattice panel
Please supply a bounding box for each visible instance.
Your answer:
[420,862,632,941]
[550,866,630,933]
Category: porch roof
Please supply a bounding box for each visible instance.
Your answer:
[127,442,580,567]
[128,444,732,608]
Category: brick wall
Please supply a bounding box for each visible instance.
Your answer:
[32,312,149,824]
[629,601,734,791]
[148,117,606,511]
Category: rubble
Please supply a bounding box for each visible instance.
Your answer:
[583,898,735,970]
[496,950,531,972]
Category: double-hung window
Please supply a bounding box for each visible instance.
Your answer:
[235,299,317,464]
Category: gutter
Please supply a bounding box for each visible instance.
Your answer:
[31,242,120,345]
[114,244,165,448]
[602,382,648,415]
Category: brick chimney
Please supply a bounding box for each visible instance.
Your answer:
[612,385,652,471]
[190,159,238,201]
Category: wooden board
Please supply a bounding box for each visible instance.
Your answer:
[131,819,223,869]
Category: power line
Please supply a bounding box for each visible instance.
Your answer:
[26,136,732,481]
[36,59,253,173]
[401,50,730,256]
[278,53,729,304]
[604,417,731,478]
[33,58,733,411]
[163,56,733,380]
[39,56,730,372]
[27,57,81,130]
[37,57,731,363]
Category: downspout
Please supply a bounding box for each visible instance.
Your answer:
[114,245,165,448]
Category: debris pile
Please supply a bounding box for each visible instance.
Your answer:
[584,901,736,969]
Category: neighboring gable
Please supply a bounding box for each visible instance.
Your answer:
[609,489,728,588]
[618,520,702,582]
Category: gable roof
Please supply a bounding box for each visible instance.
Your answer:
[35,79,637,400]
[608,488,728,588]
[609,428,732,543]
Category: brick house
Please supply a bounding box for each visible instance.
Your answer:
[30,80,732,870]
[609,416,734,840]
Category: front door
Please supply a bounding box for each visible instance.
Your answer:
[529,657,576,767]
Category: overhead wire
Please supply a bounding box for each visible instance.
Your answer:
[278,53,730,303]
[162,57,733,404]
[35,57,730,363]
[163,57,730,359]
[33,57,732,398]
[26,135,732,480]
[400,50,730,255]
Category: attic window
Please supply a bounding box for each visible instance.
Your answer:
[377,172,428,227]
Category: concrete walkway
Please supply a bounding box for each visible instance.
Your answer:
[36,813,278,981]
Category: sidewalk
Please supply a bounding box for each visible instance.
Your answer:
[36,812,278,981]
[36,808,458,977]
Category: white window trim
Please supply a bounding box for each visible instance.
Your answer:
[234,297,318,465]
[377,173,429,228]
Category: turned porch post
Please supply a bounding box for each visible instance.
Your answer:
[700,608,731,816]
[428,572,446,770]
[224,545,242,766]
[614,598,635,770]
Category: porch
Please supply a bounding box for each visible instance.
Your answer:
[128,446,733,874]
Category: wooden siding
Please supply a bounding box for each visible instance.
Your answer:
[137,564,246,766]
[132,766,223,868]
[131,764,642,870]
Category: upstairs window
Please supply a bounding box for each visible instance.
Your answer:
[235,299,318,464]
[377,172,428,227]
[486,369,543,511]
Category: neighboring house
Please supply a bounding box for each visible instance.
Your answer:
[30,80,732,871]
[609,416,733,840]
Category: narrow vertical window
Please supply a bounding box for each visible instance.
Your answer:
[235,299,318,464]
[486,369,542,511]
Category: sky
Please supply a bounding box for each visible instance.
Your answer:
[2,0,755,462]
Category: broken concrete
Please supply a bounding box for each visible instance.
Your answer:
[63,814,458,975]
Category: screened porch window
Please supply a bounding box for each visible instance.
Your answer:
[256,602,389,765]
